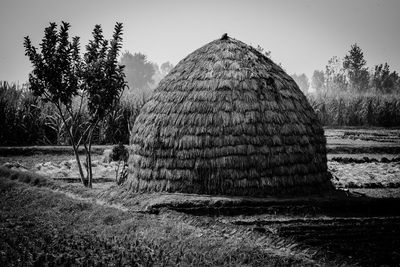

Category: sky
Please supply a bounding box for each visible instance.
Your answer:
[1,0,399,84]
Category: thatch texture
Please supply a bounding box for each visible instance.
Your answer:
[127,35,333,196]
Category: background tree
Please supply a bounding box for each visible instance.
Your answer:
[343,43,369,93]
[160,61,174,76]
[311,70,325,95]
[149,63,163,90]
[24,21,126,187]
[120,52,155,98]
[372,63,399,94]
[325,56,348,94]
[291,73,310,94]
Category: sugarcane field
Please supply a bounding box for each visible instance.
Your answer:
[1,1,400,266]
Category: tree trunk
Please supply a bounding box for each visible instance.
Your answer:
[56,104,88,186]
[73,145,87,186]
[83,143,92,189]
[83,120,99,188]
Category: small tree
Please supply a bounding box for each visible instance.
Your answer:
[80,23,126,187]
[24,21,126,187]
[290,73,310,94]
[325,56,348,94]
[343,43,369,93]
[24,22,86,183]
[111,143,129,185]
[120,51,155,97]
[160,61,174,76]
[311,70,326,95]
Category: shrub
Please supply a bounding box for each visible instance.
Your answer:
[111,143,129,185]
[111,143,129,162]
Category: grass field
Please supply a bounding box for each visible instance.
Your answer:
[0,170,324,266]
[1,127,400,266]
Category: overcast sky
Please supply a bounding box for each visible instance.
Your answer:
[1,0,399,84]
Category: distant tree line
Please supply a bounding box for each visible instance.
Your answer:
[291,43,400,95]
[285,43,400,127]
[312,44,399,95]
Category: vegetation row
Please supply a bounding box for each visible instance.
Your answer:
[2,81,400,148]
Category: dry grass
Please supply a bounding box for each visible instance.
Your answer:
[0,154,77,169]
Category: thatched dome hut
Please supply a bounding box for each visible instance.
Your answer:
[127,34,333,196]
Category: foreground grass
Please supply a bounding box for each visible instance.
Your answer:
[0,169,315,266]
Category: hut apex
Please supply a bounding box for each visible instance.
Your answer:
[220,33,229,40]
[127,36,333,197]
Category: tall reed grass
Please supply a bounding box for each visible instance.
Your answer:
[1,81,399,146]
[308,92,400,127]
[0,81,144,146]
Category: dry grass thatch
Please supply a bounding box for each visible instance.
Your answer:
[127,35,333,196]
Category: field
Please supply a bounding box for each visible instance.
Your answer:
[1,127,400,266]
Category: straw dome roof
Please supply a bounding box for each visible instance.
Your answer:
[127,35,332,196]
